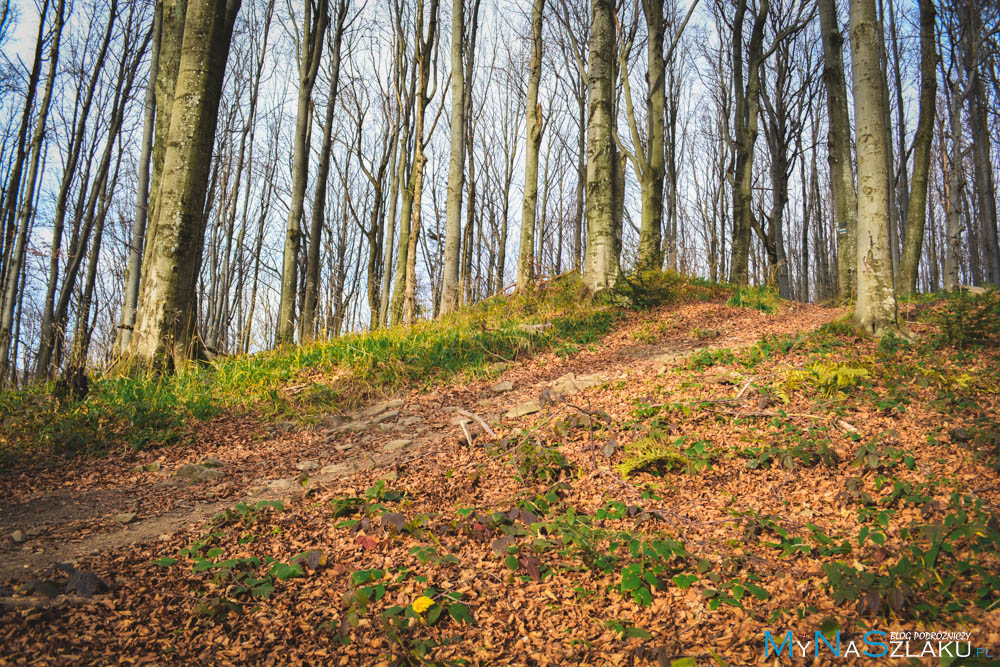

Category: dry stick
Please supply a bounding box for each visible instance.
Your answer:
[459,421,474,447]
[456,408,497,439]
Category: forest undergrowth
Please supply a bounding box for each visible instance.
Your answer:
[1,280,999,665]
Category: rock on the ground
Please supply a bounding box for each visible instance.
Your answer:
[11,530,24,543]
[114,513,137,525]
[65,571,107,597]
[384,439,412,452]
[399,416,423,426]
[373,409,400,423]
[320,463,350,475]
[199,456,223,468]
[130,462,162,473]
[331,420,370,434]
[175,463,225,483]
[505,401,541,419]
[361,399,405,418]
[491,381,514,393]
[550,373,605,396]
[294,460,320,471]
[267,478,294,491]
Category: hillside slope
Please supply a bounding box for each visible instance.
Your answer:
[2,286,999,665]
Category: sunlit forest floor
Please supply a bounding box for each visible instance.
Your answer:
[1,278,999,665]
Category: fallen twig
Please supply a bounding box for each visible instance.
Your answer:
[456,408,497,439]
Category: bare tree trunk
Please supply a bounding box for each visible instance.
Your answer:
[818,0,857,299]
[34,0,117,377]
[728,0,767,285]
[398,0,440,325]
[898,0,936,298]
[276,0,329,345]
[439,0,467,315]
[850,0,898,335]
[117,1,162,355]
[583,0,617,292]
[960,3,1000,284]
[301,0,346,341]
[0,0,64,384]
[516,0,544,292]
[125,0,241,372]
[942,78,964,291]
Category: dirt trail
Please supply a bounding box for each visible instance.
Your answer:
[0,300,840,582]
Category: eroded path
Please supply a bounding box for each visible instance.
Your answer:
[0,300,840,582]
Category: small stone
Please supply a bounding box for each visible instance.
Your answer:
[199,456,223,468]
[335,443,355,452]
[65,571,107,597]
[115,513,137,524]
[335,420,370,433]
[399,416,423,426]
[378,423,406,432]
[321,414,350,428]
[505,401,541,419]
[363,399,405,418]
[25,580,61,599]
[11,530,25,543]
[551,373,605,396]
[175,464,224,483]
[320,463,349,475]
[384,439,412,452]
[373,409,400,423]
[450,416,472,426]
[491,381,514,393]
[267,478,294,491]
[295,460,320,471]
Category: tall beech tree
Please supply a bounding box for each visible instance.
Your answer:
[125,0,241,372]
[850,0,898,335]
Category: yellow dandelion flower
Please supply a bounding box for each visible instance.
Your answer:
[411,595,435,614]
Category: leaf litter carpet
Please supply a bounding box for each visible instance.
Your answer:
[2,298,999,665]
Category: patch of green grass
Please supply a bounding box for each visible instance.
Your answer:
[607,269,729,310]
[0,276,620,468]
[726,285,781,314]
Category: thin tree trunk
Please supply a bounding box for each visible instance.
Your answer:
[898,0,936,298]
[0,0,64,383]
[301,1,346,341]
[516,0,544,292]
[276,0,329,345]
[818,0,857,299]
[439,0,467,315]
[117,1,162,355]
